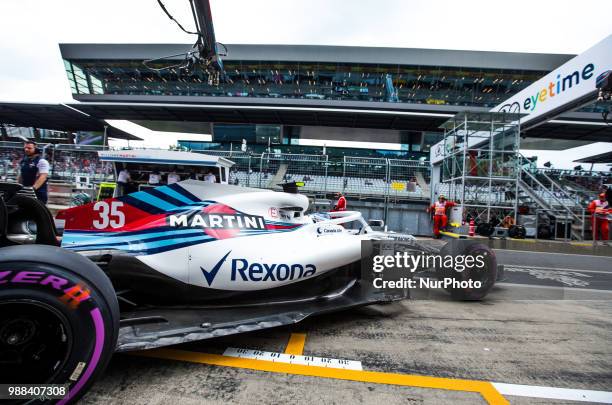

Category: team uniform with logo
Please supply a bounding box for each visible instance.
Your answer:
[20,155,50,203]
[332,195,347,212]
[588,198,610,241]
[430,200,455,237]
[167,172,181,184]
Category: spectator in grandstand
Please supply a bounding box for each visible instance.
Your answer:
[588,193,610,243]
[332,192,347,212]
[427,195,456,239]
[18,141,50,203]
[167,170,181,184]
[204,170,217,183]
[116,165,131,196]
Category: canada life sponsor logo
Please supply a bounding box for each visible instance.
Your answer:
[316,226,342,234]
[200,250,316,286]
[499,63,596,114]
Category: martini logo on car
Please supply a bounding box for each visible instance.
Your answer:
[200,252,316,286]
[168,212,265,230]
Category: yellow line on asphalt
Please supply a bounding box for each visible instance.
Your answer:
[570,242,593,247]
[284,333,307,355]
[509,238,536,243]
[440,231,461,238]
[133,348,508,404]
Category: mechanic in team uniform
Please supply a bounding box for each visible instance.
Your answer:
[148,169,161,185]
[116,165,131,196]
[18,141,50,203]
[332,192,347,212]
[428,195,456,238]
[167,169,181,184]
[588,192,610,242]
[204,170,217,183]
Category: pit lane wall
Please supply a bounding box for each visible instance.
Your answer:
[345,200,432,236]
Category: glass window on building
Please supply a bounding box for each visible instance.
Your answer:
[422,132,444,153]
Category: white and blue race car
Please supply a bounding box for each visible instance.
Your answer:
[0,180,497,403]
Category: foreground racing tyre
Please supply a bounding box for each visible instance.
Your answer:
[0,245,119,404]
[436,240,497,301]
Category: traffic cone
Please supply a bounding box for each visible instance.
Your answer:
[469,219,475,237]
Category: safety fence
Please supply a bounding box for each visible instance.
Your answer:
[0,142,113,183]
[0,142,430,200]
[201,150,430,200]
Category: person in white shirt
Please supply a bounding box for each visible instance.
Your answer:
[148,170,161,185]
[167,171,181,184]
[204,171,216,183]
[116,166,131,196]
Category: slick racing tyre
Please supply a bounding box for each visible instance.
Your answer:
[436,240,497,301]
[476,222,494,237]
[0,245,119,404]
[508,225,526,239]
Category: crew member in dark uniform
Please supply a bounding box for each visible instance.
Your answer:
[18,141,50,203]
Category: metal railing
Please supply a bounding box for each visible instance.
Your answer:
[519,167,586,239]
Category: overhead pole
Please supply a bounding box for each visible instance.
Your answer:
[190,0,225,84]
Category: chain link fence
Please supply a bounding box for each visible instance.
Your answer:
[388,159,429,201]
[259,153,329,193]
[0,142,112,182]
[0,142,430,200]
[342,157,388,198]
[198,151,430,200]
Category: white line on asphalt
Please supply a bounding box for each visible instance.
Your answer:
[496,249,611,258]
[496,282,612,294]
[223,347,363,370]
[505,265,612,275]
[492,382,612,403]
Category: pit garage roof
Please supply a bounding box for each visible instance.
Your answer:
[574,151,612,164]
[66,100,612,141]
[59,43,574,71]
[1,101,610,142]
[65,100,458,132]
[0,102,142,140]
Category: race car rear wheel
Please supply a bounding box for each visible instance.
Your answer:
[436,241,497,301]
[0,245,119,404]
[0,300,73,384]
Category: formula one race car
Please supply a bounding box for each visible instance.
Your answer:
[0,180,497,403]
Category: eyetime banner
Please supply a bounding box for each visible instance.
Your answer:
[429,34,612,164]
[493,34,612,125]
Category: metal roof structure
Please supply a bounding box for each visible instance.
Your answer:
[1,100,609,142]
[0,103,141,140]
[59,43,574,71]
[574,151,612,164]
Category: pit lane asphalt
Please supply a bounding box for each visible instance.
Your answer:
[82,248,612,404]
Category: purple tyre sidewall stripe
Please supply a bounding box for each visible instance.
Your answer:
[57,307,105,405]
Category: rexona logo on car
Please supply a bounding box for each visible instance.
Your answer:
[200,251,316,286]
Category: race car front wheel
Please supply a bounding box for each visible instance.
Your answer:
[436,240,497,301]
[0,245,119,404]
